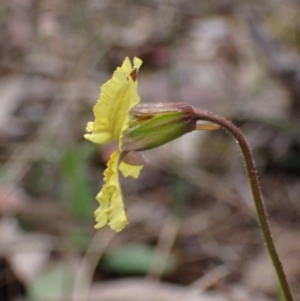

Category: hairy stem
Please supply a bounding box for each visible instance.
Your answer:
[195,109,293,301]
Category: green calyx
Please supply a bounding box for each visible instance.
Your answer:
[122,103,197,151]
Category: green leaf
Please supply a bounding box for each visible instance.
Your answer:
[28,262,75,301]
[60,144,95,221]
[101,243,176,275]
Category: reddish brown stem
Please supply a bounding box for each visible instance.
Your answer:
[195,109,293,301]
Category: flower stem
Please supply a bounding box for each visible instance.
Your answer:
[195,109,293,301]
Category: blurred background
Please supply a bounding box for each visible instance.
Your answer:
[0,0,299,300]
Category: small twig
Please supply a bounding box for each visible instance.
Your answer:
[188,265,229,293]
[195,109,293,301]
[147,216,180,280]
[71,230,115,301]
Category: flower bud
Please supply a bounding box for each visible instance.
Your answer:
[121,103,198,151]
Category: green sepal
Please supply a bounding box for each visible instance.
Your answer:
[122,111,196,151]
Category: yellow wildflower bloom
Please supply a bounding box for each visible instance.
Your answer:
[85,57,220,232]
[84,57,143,232]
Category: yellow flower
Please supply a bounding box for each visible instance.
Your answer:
[84,57,143,232]
[85,57,220,232]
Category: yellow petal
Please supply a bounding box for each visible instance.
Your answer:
[119,161,143,178]
[94,151,128,232]
[85,121,113,144]
[84,57,142,146]
[84,131,112,144]
[133,57,143,70]
[86,57,144,232]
